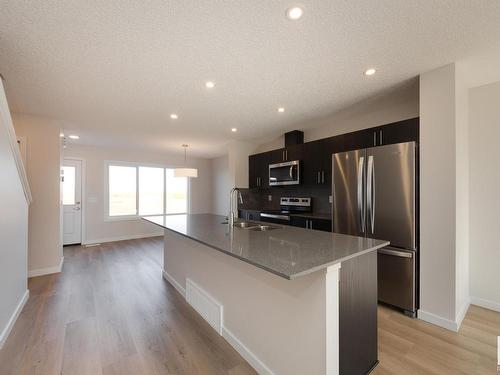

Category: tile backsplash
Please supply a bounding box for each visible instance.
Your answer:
[238,185,331,215]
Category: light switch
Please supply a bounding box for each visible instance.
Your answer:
[329,195,333,204]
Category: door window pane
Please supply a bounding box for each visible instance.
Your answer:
[166,169,188,214]
[62,166,75,205]
[109,166,137,216]
[139,167,164,215]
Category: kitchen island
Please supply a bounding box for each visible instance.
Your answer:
[144,214,389,375]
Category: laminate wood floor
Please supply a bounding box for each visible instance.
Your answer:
[0,237,498,374]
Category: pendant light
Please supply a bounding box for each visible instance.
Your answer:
[174,144,198,178]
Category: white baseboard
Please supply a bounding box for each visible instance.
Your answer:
[222,326,275,375]
[471,296,500,313]
[0,290,29,350]
[28,256,64,278]
[418,309,459,332]
[162,269,186,298]
[455,300,470,330]
[82,232,163,245]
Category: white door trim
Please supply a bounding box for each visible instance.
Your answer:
[63,157,86,244]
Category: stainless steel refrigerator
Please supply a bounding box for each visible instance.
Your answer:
[332,141,417,316]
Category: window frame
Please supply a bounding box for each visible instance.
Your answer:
[104,160,190,221]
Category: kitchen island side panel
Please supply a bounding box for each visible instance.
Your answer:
[163,229,340,375]
[339,251,378,374]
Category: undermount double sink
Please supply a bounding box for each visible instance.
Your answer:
[224,221,280,231]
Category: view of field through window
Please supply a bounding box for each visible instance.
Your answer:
[108,164,188,217]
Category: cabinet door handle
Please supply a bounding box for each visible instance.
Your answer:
[317,171,320,184]
[379,130,383,145]
[374,132,377,146]
[310,220,313,230]
[285,150,288,160]
[321,171,325,184]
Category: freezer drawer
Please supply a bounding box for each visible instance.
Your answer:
[378,247,416,313]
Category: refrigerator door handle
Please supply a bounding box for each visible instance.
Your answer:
[379,248,413,258]
[357,156,365,233]
[367,155,375,234]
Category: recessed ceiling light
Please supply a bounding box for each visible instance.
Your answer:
[286,7,303,20]
[364,68,376,76]
[68,135,79,139]
[231,128,237,132]
[59,133,64,138]
[278,107,285,113]
[205,81,215,89]
[170,113,178,119]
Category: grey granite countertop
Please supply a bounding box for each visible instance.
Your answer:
[143,214,389,280]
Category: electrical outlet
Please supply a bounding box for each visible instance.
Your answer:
[268,195,272,202]
[329,195,333,204]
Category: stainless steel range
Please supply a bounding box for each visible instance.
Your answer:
[260,197,311,224]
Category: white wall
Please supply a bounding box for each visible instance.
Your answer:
[64,144,212,244]
[13,114,63,276]
[419,64,458,325]
[469,81,500,311]
[0,83,29,349]
[255,80,419,152]
[418,63,471,330]
[454,63,470,320]
[227,140,258,188]
[211,155,230,216]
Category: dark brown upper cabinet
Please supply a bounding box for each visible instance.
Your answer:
[270,144,303,164]
[249,152,270,188]
[248,118,418,189]
[344,118,419,151]
[303,137,343,186]
[375,118,419,146]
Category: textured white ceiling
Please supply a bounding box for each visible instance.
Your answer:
[1,1,500,157]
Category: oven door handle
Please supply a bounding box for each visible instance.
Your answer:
[260,213,290,221]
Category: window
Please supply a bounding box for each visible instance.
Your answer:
[62,166,76,205]
[139,167,164,215]
[166,169,188,214]
[106,162,188,218]
[109,165,137,216]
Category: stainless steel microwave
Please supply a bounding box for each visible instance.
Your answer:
[269,160,300,186]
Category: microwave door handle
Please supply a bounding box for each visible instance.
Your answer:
[357,156,365,233]
[289,166,293,179]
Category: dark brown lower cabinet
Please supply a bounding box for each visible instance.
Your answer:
[290,216,332,232]
[339,250,378,375]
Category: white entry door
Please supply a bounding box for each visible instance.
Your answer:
[62,159,82,245]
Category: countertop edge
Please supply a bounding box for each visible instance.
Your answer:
[143,216,389,280]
